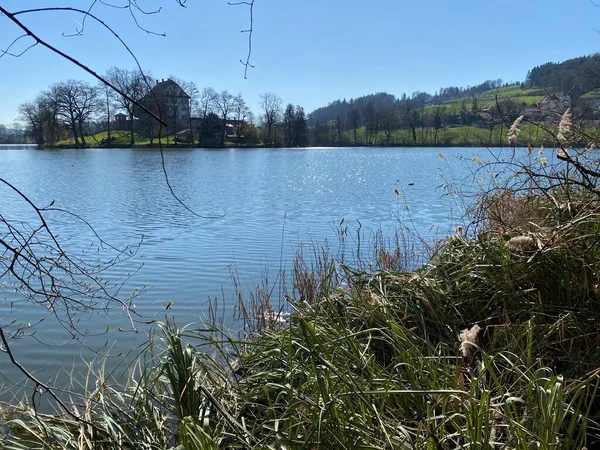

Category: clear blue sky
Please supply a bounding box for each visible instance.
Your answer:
[1,0,599,125]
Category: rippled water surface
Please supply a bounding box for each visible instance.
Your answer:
[0,145,492,388]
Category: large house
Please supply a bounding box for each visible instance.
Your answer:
[135,79,191,136]
[523,93,571,122]
[580,90,600,114]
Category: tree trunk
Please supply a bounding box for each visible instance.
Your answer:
[129,111,135,146]
[78,121,86,146]
[106,90,111,141]
[410,121,417,145]
[198,111,206,147]
[71,118,80,146]
[220,117,226,147]
[266,123,272,147]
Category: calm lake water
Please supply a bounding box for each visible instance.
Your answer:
[0,145,501,392]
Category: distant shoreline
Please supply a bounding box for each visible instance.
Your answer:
[40,142,514,150]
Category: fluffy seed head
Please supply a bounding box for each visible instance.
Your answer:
[508,115,524,146]
[557,108,573,145]
[459,324,481,358]
[506,235,536,252]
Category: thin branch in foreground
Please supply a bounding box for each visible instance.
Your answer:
[1,6,164,126]
[229,0,255,79]
[0,326,100,432]
[0,34,37,59]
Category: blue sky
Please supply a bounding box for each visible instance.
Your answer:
[1,0,599,125]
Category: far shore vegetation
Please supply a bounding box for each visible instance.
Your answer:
[4,54,600,149]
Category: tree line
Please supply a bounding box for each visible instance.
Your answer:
[526,54,600,97]
[307,80,521,127]
[306,54,600,147]
[307,91,517,147]
[16,67,308,148]
[0,124,27,144]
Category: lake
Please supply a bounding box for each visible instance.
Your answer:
[0,145,498,392]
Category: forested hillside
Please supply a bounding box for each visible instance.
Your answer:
[307,54,600,147]
[308,93,398,125]
[308,80,513,126]
[526,54,600,96]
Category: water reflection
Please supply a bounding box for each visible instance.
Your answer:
[0,146,487,386]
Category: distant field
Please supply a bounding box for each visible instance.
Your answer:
[581,88,600,99]
[423,86,547,115]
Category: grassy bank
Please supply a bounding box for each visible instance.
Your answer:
[50,130,255,149]
[337,122,600,148]
[2,141,600,448]
[54,131,178,148]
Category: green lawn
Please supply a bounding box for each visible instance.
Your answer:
[434,87,544,110]
[580,88,600,99]
[422,86,547,117]
[55,130,178,147]
[54,130,253,148]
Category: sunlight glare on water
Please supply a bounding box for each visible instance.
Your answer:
[0,145,503,386]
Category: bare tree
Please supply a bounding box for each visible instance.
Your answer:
[379,105,397,146]
[71,81,98,145]
[348,107,360,146]
[50,81,83,145]
[19,100,45,146]
[232,93,250,147]
[260,92,283,147]
[105,67,151,146]
[362,101,379,145]
[214,90,236,147]
[198,87,217,147]
[19,93,64,146]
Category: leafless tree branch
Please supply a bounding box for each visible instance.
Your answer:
[229,0,255,79]
[0,326,102,432]
[0,34,37,59]
[1,6,164,126]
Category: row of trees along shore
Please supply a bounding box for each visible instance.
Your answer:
[17,68,308,148]
[16,78,530,148]
[308,91,599,148]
